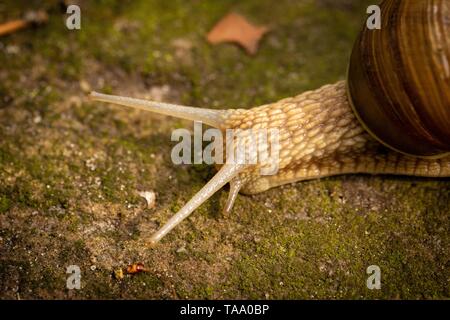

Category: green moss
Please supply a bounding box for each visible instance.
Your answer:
[0,196,11,214]
[212,176,449,299]
[129,273,163,292]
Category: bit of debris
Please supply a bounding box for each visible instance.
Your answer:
[206,12,270,55]
[33,115,42,124]
[126,263,149,274]
[176,246,187,254]
[138,190,156,209]
[113,263,150,280]
[113,268,124,280]
[171,38,193,51]
[147,85,171,102]
[171,38,194,65]
[79,80,91,93]
[0,10,48,37]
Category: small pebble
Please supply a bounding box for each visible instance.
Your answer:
[33,115,42,124]
[80,80,91,93]
[176,246,187,254]
[138,190,156,209]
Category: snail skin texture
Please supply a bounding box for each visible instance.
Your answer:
[89,0,450,245]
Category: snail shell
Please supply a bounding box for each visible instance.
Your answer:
[348,0,450,158]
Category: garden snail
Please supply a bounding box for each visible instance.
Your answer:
[89,0,450,245]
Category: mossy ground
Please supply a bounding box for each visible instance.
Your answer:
[0,0,449,299]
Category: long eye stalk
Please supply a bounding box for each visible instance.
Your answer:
[89,91,228,128]
[149,164,245,245]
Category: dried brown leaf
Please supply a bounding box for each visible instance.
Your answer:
[206,12,269,55]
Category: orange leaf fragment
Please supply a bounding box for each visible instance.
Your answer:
[207,12,269,55]
[126,263,149,274]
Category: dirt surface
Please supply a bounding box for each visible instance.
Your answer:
[0,0,449,299]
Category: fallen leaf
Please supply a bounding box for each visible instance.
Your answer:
[207,12,269,55]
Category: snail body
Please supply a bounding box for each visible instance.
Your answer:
[226,81,450,196]
[89,0,450,244]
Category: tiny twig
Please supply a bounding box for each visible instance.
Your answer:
[0,10,48,37]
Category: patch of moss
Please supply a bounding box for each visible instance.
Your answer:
[0,195,11,214]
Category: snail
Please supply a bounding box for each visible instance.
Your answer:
[89,0,450,245]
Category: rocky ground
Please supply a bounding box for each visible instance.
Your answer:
[0,0,448,299]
